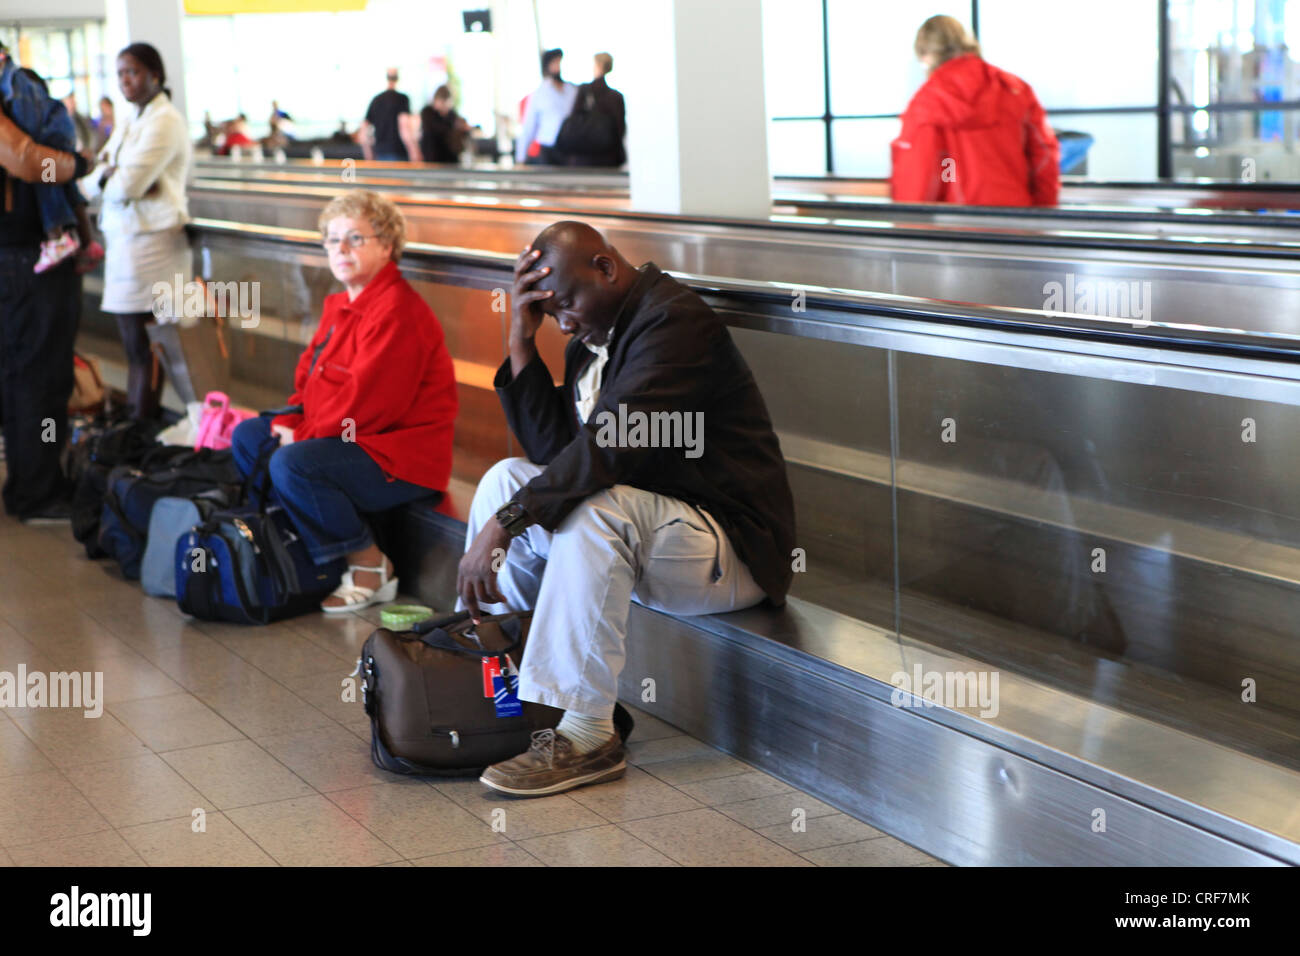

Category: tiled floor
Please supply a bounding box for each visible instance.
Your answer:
[0,514,944,867]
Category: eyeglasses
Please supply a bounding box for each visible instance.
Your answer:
[322,231,380,251]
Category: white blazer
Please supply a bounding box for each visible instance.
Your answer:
[83,91,191,236]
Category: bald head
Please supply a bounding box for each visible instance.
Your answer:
[532,220,610,272]
[528,220,639,346]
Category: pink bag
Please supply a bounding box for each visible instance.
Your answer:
[194,391,255,451]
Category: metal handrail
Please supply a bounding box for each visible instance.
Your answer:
[190,215,1300,362]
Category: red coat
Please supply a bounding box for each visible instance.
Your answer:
[272,261,458,492]
[891,55,1059,207]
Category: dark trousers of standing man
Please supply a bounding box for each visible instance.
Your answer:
[0,247,77,517]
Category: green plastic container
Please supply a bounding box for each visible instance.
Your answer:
[380,605,434,630]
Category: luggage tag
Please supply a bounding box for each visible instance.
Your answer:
[485,654,522,718]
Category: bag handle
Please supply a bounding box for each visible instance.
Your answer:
[203,391,231,412]
[410,610,528,661]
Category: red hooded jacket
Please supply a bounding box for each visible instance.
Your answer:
[891,55,1059,207]
[272,261,458,492]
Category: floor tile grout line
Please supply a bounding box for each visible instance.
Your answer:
[3,826,150,867]
[0,763,117,850]
[317,785,503,863]
[507,819,674,865]
[191,627,361,683]
[7,707,156,774]
[5,527,883,865]
[794,835,940,865]
[55,743,237,836]
[612,807,821,866]
[211,808,287,867]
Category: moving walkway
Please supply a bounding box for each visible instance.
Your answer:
[76,212,1300,865]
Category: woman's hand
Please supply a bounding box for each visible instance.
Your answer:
[272,424,296,445]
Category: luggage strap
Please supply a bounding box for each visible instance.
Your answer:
[410,610,527,668]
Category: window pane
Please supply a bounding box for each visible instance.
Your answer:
[828,0,970,116]
[1174,108,1300,181]
[769,118,826,175]
[1169,0,1300,119]
[762,0,825,117]
[980,0,1158,109]
[43,31,71,79]
[831,116,901,176]
[1050,112,1157,179]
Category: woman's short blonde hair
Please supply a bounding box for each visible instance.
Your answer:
[914,15,980,65]
[318,190,406,262]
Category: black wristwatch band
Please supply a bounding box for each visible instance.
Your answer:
[495,501,532,537]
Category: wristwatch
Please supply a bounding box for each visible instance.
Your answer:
[494,500,532,537]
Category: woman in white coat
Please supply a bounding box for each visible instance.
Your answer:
[83,42,192,421]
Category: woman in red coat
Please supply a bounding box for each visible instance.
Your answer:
[230,190,458,612]
[890,15,1059,207]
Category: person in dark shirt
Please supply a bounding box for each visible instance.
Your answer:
[418,85,469,163]
[0,42,89,522]
[362,69,413,162]
[457,220,796,798]
[558,52,626,167]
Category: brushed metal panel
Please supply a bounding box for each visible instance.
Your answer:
[619,604,1288,866]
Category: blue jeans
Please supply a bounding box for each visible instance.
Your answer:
[230,416,440,564]
[35,183,81,236]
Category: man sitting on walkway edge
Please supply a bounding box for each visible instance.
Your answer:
[457,220,797,797]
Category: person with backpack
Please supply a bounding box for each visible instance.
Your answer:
[0,42,89,524]
[554,52,626,168]
[890,15,1059,206]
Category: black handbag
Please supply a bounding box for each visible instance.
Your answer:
[359,609,635,776]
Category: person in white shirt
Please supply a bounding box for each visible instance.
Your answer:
[81,42,192,422]
[515,49,577,165]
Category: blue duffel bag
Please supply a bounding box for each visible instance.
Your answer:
[141,492,231,598]
[97,448,242,580]
[175,502,345,625]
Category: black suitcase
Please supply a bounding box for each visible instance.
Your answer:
[97,448,242,580]
[359,609,634,777]
[70,417,165,557]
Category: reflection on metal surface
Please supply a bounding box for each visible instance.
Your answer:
[88,203,1300,864]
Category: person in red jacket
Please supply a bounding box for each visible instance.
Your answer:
[890,15,1059,207]
[230,190,458,612]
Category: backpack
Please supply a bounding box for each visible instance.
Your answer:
[174,501,345,625]
[140,491,233,598]
[554,89,620,156]
[359,609,635,776]
[97,447,243,580]
[172,435,344,625]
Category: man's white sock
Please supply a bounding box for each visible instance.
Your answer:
[556,711,616,754]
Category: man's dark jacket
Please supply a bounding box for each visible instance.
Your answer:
[494,263,796,605]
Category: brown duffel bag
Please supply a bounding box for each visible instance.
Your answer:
[358,609,634,776]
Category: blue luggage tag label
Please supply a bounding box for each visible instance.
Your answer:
[491,655,522,718]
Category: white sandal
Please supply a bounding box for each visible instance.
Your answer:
[321,559,398,614]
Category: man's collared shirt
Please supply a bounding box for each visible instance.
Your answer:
[574,328,615,425]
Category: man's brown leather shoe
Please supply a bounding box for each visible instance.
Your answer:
[479,728,626,797]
